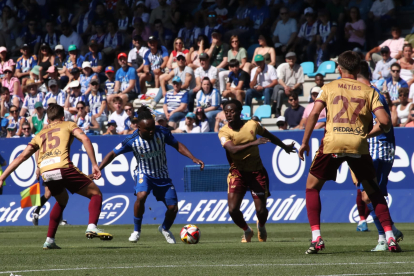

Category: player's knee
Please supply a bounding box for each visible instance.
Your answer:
[228,205,239,217]
[167,205,178,214]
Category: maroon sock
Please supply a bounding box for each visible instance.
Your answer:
[369,191,393,232]
[306,189,321,230]
[356,189,366,221]
[88,195,102,225]
[47,203,65,238]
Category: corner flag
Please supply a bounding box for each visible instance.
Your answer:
[20,183,41,208]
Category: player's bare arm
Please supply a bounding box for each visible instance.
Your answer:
[73,128,101,180]
[0,145,38,188]
[98,151,117,171]
[223,138,269,155]
[299,101,325,161]
[374,108,392,134]
[261,129,296,154]
[173,142,204,170]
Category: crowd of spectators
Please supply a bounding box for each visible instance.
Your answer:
[0,0,414,138]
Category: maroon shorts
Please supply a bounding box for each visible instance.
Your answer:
[309,151,376,182]
[42,165,92,196]
[227,168,270,199]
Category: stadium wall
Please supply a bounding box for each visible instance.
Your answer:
[1,128,414,226]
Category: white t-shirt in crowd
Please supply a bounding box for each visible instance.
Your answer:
[178,121,201,133]
[250,64,278,87]
[108,110,129,133]
[195,65,218,87]
[370,0,394,17]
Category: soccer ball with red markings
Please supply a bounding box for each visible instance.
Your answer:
[180,224,200,244]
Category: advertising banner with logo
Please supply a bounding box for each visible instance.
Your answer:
[0,128,413,226]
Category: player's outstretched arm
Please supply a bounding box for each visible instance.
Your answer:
[173,142,205,170]
[0,145,37,188]
[299,101,325,161]
[99,151,117,172]
[73,128,101,180]
[261,129,296,154]
[373,108,392,134]
[223,138,270,155]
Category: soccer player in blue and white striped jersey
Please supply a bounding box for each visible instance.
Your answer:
[353,61,403,251]
[99,106,204,244]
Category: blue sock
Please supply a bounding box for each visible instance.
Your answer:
[367,203,385,235]
[162,218,174,231]
[134,216,142,232]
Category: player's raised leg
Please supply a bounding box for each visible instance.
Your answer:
[130,191,148,243]
[43,189,68,249]
[228,191,253,242]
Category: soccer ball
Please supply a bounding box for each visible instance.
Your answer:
[180,224,200,244]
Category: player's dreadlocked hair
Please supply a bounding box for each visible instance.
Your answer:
[137,105,154,123]
[223,99,242,112]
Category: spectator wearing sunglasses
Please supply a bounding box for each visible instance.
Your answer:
[284,92,304,129]
[204,11,223,43]
[8,105,26,137]
[43,79,66,108]
[72,101,93,132]
[2,65,23,107]
[6,122,20,138]
[383,63,408,104]
[0,47,15,81]
[65,80,86,115]
[27,102,45,135]
[21,122,33,137]
[86,78,107,130]
[122,103,138,134]
[393,87,413,127]
[20,79,43,117]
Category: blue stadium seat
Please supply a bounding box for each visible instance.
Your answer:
[247,44,260,60]
[241,105,251,120]
[253,105,271,120]
[308,61,336,77]
[300,62,315,76]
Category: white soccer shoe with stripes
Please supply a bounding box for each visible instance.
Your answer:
[158,226,176,244]
[129,232,140,243]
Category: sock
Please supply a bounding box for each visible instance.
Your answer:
[312,230,321,241]
[356,189,366,221]
[241,224,249,231]
[134,216,142,232]
[162,218,174,231]
[88,195,102,225]
[358,220,366,225]
[88,223,97,229]
[378,234,386,242]
[47,203,65,238]
[34,195,49,214]
[46,237,55,244]
[306,189,321,232]
[385,230,395,241]
[369,191,393,232]
[367,203,385,235]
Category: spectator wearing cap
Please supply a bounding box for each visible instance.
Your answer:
[275,116,287,130]
[64,67,82,93]
[298,87,326,130]
[284,92,304,129]
[59,21,83,52]
[104,66,116,95]
[27,102,45,134]
[204,11,224,43]
[294,7,318,62]
[383,63,408,104]
[132,18,152,42]
[89,21,106,50]
[195,107,210,132]
[80,61,98,95]
[149,0,172,27]
[250,34,276,70]
[108,96,128,134]
[372,46,396,87]
[248,0,270,35]
[43,79,66,108]
[59,21,84,54]
[193,53,218,109]
[43,20,60,51]
[63,45,85,81]
[122,102,138,134]
[15,44,37,85]
[344,7,366,52]
[110,53,139,109]
[272,52,304,117]
[19,17,42,55]
[103,120,119,135]
[222,59,249,103]
[73,1,95,39]
[84,40,104,75]
[0,47,15,80]
[155,113,173,129]
[173,112,201,133]
[2,65,23,106]
[139,37,169,93]
[153,19,174,50]
[21,122,33,137]
[272,7,298,58]
[128,35,149,75]
[178,15,201,49]
[207,28,229,71]
[367,0,395,50]
[132,1,150,25]
[6,122,19,138]
[164,76,189,129]
[245,54,277,106]
[316,9,337,64]
[8,104,26,137]
[37,43,55,82]
[86,78,107,129]
[21,79,43,117]
[154,53,195,107]
[45,65,60,89]
[365,26,403,65]
[103,21,124,60]
[65,80,86,115]
[196,76,221,130]
[167,38,190,71]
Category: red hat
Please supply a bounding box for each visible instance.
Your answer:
[118,53,127,60]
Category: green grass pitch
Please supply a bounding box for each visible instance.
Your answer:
[0,223,413,276]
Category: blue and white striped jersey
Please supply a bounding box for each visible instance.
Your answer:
[368,88,395,162]
[104,32,124,49]
[143,46,169,71]
[56,14,74,25]
[124,112,138,130]
[22,92,44,115]
[196,88,220,108]
[298,21,319,41]
[105,80,115,94]
[79,73,98,94]
[165,89,188,113]
[317,21,337,44]
[90,34,106,45]
[43,90,67,108]
[16,55,37,73]
[68,94,86,108]
[77,10,94,35]
[43,33,60,50]
[86,91,107,116]
[113,126,178,179]
[118,17,130,32]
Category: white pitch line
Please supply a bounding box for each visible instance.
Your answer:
[316,273,414,276]
[1,262,414,274]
